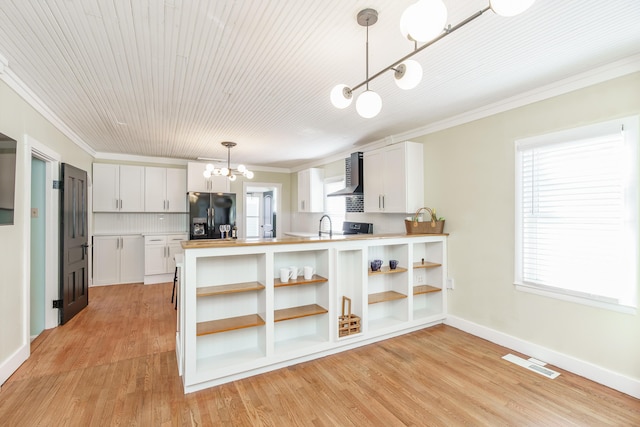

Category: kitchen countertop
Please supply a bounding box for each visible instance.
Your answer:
[181,233,448,249]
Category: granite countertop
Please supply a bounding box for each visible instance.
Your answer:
[181,233,447,249]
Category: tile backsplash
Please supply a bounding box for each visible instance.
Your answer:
[94,213,189,235]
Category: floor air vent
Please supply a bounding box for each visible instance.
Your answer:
[502,353,560,379]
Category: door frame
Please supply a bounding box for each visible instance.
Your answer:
[242,182,282,239]
[25,135,61,329]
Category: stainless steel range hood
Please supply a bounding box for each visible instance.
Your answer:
[328,152,363,197]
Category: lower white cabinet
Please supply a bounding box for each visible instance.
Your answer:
[93,235,144,285]
[144,234,188,280]
[179,234,446,393]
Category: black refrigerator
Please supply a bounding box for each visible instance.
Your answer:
[188,192,236,239]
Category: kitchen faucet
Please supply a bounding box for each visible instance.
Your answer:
[319,214,332,238]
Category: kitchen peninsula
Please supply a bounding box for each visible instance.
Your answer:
[177,233,447,393]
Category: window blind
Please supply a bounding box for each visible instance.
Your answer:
[517,127,636,306]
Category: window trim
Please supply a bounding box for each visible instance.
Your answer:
[514,116,639,313]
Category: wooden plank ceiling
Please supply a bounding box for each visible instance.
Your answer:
[0,0,638,168]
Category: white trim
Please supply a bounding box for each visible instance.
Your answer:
[1,68,95,156]
[0,343,29,386]
[445,315,640,399]
[26,136,61,330]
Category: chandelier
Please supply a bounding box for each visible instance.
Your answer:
[203,141,254,181]
[330,0,536,118]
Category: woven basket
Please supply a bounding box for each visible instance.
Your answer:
[405,207,445,234]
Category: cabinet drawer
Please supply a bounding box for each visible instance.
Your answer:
[144,235,167,245]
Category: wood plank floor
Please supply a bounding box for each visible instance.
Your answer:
[1,282,638,426]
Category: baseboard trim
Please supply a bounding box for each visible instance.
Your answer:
[0,343,29,386]
[444,315,640,399]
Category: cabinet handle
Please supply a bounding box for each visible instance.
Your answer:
[166,200,169,210]
[382,195,385,209]
[115,199,119,210]
[378,195,381,210]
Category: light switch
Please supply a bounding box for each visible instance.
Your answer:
[31,208,39,218]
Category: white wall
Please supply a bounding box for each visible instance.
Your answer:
[415,72,640,383]
[0,79,93,385]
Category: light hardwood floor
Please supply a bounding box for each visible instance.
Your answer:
[1,283,638,426]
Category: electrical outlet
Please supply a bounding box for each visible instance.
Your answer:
[416,275,424,284]
[447,278,454,289]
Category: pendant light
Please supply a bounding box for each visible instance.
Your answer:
[203,141,254,181]
[330,2,536,117]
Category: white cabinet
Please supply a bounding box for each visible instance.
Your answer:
[93,164,145,212]
[93,235,144,285]
[144,234,188,276]
[187,162,230,193]
[364,141,424,213]
[297,168,324,212]
[144,167,187,212]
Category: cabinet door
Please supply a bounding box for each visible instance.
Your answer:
[363,151,384,212]
[119,165,145,212]
[120,235,145,283]
[297,169,310,212]
[144,167,167,212]
[167,234,187,273]
[93,164,119,212]
[187,162,230,193]
[379,144,406,213]
[144,236,168,275]
[166,168,187,212]
[93,236,120,285]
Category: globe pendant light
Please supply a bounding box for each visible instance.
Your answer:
[356,90,382,118]
[202,142,254,181]
[490,0,535,17]
[400,0,447,43]
[330,84,353,108]
[394,60,423,90]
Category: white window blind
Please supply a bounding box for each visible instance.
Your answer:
[515,117,638,309]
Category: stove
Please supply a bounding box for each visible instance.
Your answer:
[342,221,373,235]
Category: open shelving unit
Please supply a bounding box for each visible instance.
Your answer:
[181,234,447,393]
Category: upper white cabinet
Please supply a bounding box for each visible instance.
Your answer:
[144,167,187,212]
[297,168,324,212]
[187,162,230,193]
[364,141,424,213]
[93,164,145,212]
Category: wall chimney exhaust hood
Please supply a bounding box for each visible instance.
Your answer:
[328,152,363,197]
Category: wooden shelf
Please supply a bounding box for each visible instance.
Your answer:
[368,291,407,305]
[274,274,328,288]
[274,304,328,322]
[197,281,265,297]
[413,285,442,295]
[196,314,265,336]
[368,266,408,276]
[413,261,441,269]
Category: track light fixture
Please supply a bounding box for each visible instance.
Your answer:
[203,141,254,182]
[331,0,536,118]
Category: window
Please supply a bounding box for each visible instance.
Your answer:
[245,193,261,238]
[515,117,638,310]
[323,178,345,233]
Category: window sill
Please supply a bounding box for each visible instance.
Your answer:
[514,282,637,315]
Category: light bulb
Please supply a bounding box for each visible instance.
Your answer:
[401,0,447,43]
[237,164,246,173]
[221,167,229,176]
[203,170,211,178]
[395,60,423,90]
[205,163,214,172]
[212,168,221,176]
[228,174,237,181]
[356,90,382,118]
[490,0,535,16]
[330,84,353,109]
[245,170,254,179]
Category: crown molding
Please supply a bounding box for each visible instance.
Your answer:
[0,60,96,157]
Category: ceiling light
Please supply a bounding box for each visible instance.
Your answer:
[331,2,535,117]
[490,0,535,17]
[203,141,254,181]
[394,60,423,90]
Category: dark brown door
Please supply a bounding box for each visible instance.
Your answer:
[60,163,89,324]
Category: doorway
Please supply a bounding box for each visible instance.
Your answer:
[30,157,46,338]
[28,136,61,331]
[243,183,281,239]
